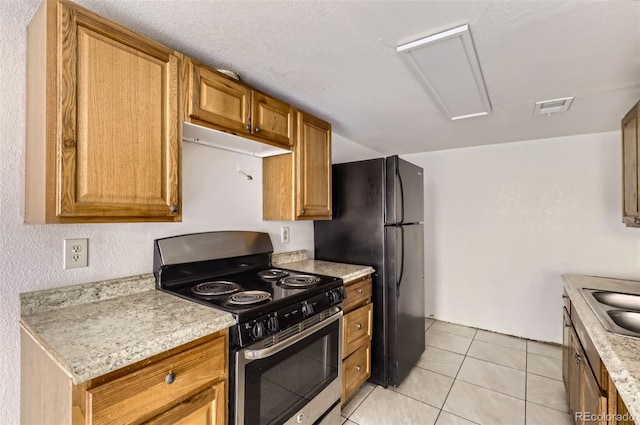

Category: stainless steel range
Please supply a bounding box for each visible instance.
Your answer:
[153,231,345,425]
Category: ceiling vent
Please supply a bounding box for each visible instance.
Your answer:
[397,24,491,121]
[534,97,574,116]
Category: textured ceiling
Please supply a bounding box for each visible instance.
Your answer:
[24,0,640,153]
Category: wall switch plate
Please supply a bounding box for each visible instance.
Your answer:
[281,227,290,244]
[64,238,88,269]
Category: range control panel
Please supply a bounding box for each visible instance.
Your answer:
[234,286,346,347]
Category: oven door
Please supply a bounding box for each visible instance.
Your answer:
[235,311,342,425]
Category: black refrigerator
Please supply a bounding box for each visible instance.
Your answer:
[314,156,425,388]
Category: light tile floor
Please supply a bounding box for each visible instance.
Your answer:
[340,319,572,425]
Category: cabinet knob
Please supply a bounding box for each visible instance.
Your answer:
[245,124,251,131]
[562,294,568,299]
[357,288,364,294]
[355,365,361,371]
[169,205,178,213]
[255,127,261,133]
[575,353,582,364]
[355,323,362,330]
[301,209,306,215]
[296,413,304,423]
[564,322,570,328]
[165,371,176,384]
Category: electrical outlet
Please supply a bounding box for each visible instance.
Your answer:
[64,238,88,269]
[281,227,290,244]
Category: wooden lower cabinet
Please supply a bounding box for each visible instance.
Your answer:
[21,328,228,425]
[341,275,373,406]
[341,342,371,405]
[563,293,635,425]
[145,383,225,425]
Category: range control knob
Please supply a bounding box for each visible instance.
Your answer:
[251,321,266,339]
[267,316,279,333]
[327,289,341,305]
[301,302,314,318]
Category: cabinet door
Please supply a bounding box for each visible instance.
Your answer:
[188,62,251,135]
[252,91,294,148]
[563,309,571,396]
[580,361,606,425]
[617,394,635,425]
[622,109,639,225]
[145,383,225,425]
[295,112,332,219]
[569,329,582,417]
[58,2,180,220]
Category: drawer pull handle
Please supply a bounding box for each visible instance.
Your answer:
[355,323,363,330]
[355,365,361,371]
[357,288,364,294]
[165,371,176,385]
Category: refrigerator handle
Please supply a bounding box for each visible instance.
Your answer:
[397,226,405,296]
[396,162,405,225]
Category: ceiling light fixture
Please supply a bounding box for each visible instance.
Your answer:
[397,24,491,121]
[534,97,574,116]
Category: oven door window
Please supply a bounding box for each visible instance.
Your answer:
[243,320,340,425]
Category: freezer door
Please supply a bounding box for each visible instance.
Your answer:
[385,156,424,225]
[385,223,425,387]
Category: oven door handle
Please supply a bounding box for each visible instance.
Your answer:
[244,310,343,360]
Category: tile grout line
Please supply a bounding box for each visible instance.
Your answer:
[425,319,565,425]
[433,327,478,425]
[526,399,571,414]
[343,384,376,421]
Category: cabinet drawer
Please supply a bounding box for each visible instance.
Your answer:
[343,303,373,359]
[87,336,226,425]
[342,342,371,405]
[343,275,372,313]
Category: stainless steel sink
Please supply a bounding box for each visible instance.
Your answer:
[607,310,640,334]
[592,291,640,311]
[580,288,640,338]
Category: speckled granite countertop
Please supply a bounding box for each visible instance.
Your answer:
[272,250,374,283]
[563,274,640,423]
[20,274,235,384]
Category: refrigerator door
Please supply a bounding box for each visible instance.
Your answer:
[385,223,425,387]
[314,159,389,386]
[385,156,424,225]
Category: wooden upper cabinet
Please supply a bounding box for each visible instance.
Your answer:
[263,110,332,221]
[622,101,640,227]
[184,58,294,150]
[186,60,251,135]
[252,91,295,147]
[296,112,332,219]
[25,0,181,223]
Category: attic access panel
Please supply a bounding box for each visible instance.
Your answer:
[398,25,492,121]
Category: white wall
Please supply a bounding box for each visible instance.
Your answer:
[404,131,640,343]
[332,133,381,164]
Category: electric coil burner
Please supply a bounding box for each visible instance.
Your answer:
[191,281,241,297]
[153,231,345,425]
[226,290,271,306]
[278,274,321,288]
[257,269,289,280]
